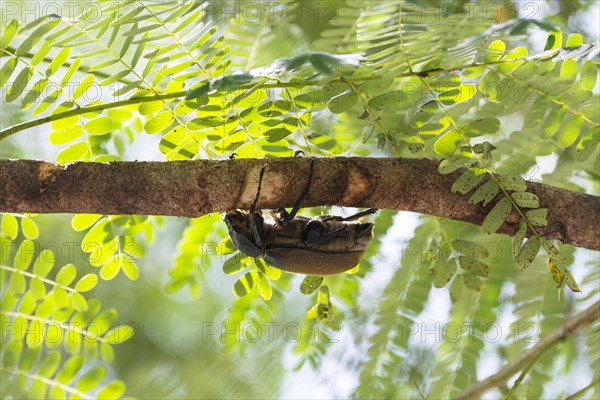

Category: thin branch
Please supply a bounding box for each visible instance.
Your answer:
[1,157,598,250]
[454,301,600,400]
[565,377,600,400]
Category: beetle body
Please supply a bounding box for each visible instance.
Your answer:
[224,159,375,275]
[225,210,374,275]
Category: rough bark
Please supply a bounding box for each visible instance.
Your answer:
[1,157,598,250]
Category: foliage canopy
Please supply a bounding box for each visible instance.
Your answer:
[0,1,598,398]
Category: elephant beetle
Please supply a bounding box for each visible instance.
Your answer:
[224,158,376,275]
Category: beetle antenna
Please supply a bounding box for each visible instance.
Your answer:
[251,164,267,214]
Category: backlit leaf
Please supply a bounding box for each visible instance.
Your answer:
[233,271,257,297]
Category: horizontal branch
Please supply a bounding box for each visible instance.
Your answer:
[454,300,600,399]
[1,157,598,250]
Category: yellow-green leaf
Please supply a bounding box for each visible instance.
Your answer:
[555,115,584,148]
[233,271,257,297]
[1,214,18,239]
[85,116,113,135]
[145,111,173,134]
[327,91,357,114]
[57,142,89,163]
[433,129,463,156]
[484,40,505,63]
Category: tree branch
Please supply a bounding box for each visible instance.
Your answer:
[454,301,600,399]
[1,157,598,250]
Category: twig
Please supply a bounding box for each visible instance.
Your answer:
[454,301,600,399]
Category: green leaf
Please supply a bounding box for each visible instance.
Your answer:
[100,256,121,280]
[217,236,237,255]
[458,256,489,277]
[49,125,83,145]
[566,33,583,48]
[410,101,438,128]
[56,356,84,384]
[257,273,272,300]
[580,61,597,91]
[76,366,106,392]
[70,291,88,312]
[498,175,527,192]
[145,111,174,134]
[544,31,562,51]
[104,325,135,344]
[482,197,512,234]
[514,235,540,270]
[555,115,584,148]
[327,91,358,114]
[563,269,581,292]
[438,84,476,105]
[29,277,46,301]
[97,381,126,400]
[9,271,26,295]
[1,214,18,239]
[451,169,484,194]
[53,286,69,309]
[438,154,473,174]
[433,129,463,156]
[14,239,35,270]
[85,116,113,136]
[484,40,505,63]
[0,58,17,88]
[215,130,247,154]
[5,67,33,103]
[55,264,77,286]
[511,192,540,208]
[71,214,102,231]
[233,271,257,297]
[432,259,457,288]
[75,273,98,292]
[223,254,246,275]
[254,259,280,280]
[462,118,500,137]
[0,20,19,48]
[73,74,94,100]
[300,275,323,295]
[100,70,130,86]
[449,277,462,303]
[120,254,139,281]
[525,208,548,227]
[462,273,483,291]
[512,219,527,258]
[16,19,60,55]
[37,352,61,378]
[46,48,71,77]
[57,142,89,163]
[307,134,343,154]
[33,249,55,277]
[368,90,406,111]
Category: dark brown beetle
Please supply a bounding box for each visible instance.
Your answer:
[224,159,376,275]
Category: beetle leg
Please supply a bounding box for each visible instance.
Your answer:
[318,208,377,222]
[340,208,378,221]
[280,158,315,226]
[304,219,347,246]
[249,164,268,247]
[250,164,267,214]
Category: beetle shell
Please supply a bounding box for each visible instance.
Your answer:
[224,211,374,275]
